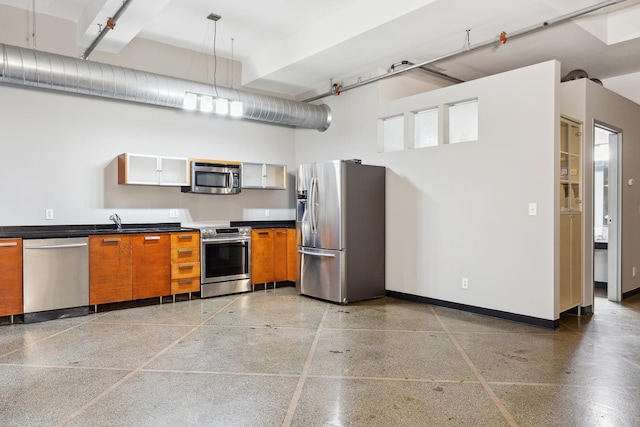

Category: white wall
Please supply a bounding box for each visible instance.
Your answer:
[561,79,640,299]
[0,6,301,227]
[603,72,640,106]
[295,61,561,321]
[0,82,297,227]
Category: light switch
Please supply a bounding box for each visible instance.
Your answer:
[528,203,537,216]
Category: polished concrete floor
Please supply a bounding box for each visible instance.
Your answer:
[1,286,639,426]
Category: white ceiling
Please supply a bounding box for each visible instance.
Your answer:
[2,0,640,99]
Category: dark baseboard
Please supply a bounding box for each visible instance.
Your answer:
[561,305,593,316]
[23,306,89,324]
[385,290,559,330]
[623,287,640,299]
[252,281,295,291]
[594,281,607,289]
[580,305,593,315]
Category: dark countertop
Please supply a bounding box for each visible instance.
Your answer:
[230,220,295,229]
[0,223,198,239]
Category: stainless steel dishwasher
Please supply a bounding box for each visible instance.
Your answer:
[23,237,89,322]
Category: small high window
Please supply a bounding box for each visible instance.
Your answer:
[414,108,438,148]
[381,115,404,152]
[448,99,478,144]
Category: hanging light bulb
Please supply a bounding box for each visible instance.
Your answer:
[183,92,198,110]
[215,98,229,115]
[200,95,214,112]
[230,100,243,117]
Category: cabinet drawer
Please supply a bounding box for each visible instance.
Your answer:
[171,278,200,294]
[171,247,200,263]
[171,232,199,248]
[171,262,200,279]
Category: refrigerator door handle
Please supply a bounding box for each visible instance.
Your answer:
[298,249,336,258]
[311,177,319,234]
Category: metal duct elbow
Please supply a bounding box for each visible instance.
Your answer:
[0,43,331,131]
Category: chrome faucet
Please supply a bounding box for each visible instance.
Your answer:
[109,213,122,231]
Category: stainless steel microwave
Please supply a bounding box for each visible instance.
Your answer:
[182,161,241,194]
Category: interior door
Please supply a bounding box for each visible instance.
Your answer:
[607,130,621,302]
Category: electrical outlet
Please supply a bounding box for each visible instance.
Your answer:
[528,203,537,216]
[264,209,270,218]
[633,267,637,277]
[169,209,179,218]
[45,209,54,220]
[462,277,469,289]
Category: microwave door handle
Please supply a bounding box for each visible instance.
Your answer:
[228,171,234,190]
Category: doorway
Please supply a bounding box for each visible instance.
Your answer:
[593,123,621,303]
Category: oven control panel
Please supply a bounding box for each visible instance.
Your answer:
[201,226,251,239]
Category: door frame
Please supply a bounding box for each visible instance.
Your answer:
[593,121,622,303]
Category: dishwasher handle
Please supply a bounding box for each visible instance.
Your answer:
[24,243,88,250]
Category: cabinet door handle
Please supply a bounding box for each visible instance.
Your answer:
[145,236,161,241]
[178,235,193,240]
[0,242,18,247]
[179,279,193,285]
[103,238,121,243]
[179,265,194,270]
[178,249,193,254]
[258,231,269,235]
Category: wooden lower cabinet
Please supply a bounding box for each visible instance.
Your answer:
[251,229,275,284]
[0,238,23,317]
[251,228,297,286]
[89,235,133,305]
[286,228,297,282]
[170,231,200,295]
[132,234,171,300]
[90,232,183,307]
[559,213,582,312]
[273,229,288,282]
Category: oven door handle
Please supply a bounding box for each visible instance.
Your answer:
[202,237,249,244]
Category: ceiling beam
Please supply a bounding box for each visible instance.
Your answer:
[76,0,172,54]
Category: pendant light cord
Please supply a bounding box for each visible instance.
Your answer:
[213,20,219,97]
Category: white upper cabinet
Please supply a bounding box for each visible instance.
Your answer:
[242,162,287,189]
[118,153,189,186]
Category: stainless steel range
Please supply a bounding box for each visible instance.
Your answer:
[198,225,251,298]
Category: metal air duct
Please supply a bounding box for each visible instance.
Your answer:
[0,43,331,131]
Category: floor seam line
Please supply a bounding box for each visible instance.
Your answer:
[0,312,111,360]
[430,306,520,427]
[281,304,330,427]
[54,295,242,427]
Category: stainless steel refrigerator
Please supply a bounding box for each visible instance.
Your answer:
[296,160,385,303]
